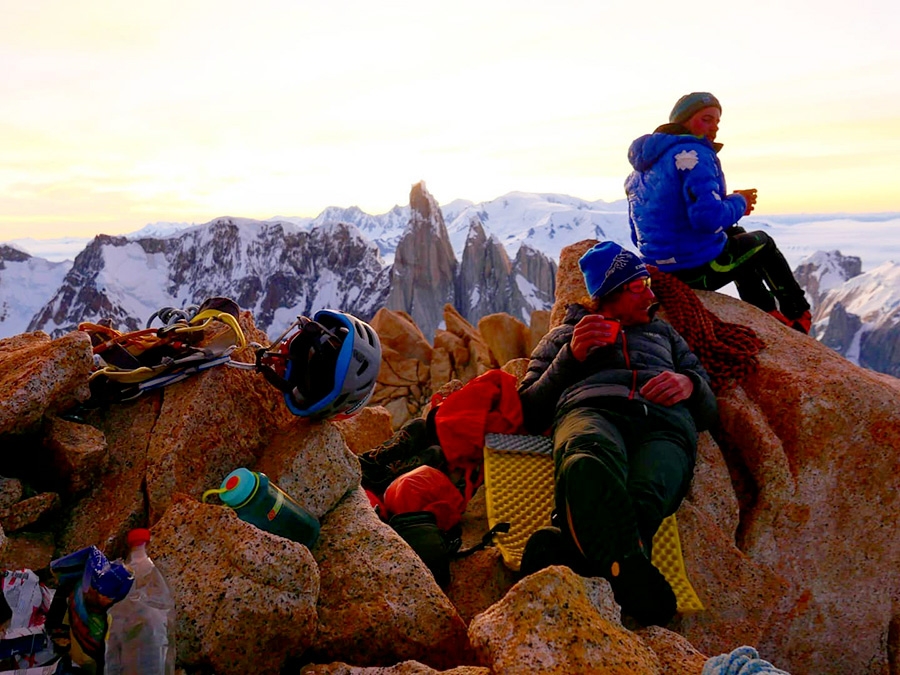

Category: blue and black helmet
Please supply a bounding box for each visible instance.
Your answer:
[258,310,382,419]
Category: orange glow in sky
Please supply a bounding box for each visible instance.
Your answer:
[2,1,899,240]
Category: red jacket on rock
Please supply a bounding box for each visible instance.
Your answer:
[432,369,526,503]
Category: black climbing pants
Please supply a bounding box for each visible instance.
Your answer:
[672,227,811,320]
[552,400,696,562]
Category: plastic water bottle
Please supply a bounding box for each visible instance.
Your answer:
[203,468,320,547]
[104,528,176,675]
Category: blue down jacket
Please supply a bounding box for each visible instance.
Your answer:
[517,304,718,436]
[625,129,747,271]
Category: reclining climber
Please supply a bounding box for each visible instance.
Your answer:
[516,241,718,626]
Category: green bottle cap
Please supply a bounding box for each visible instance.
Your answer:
[219,468,258,507]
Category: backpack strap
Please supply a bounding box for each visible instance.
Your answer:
[252,316,341,403]
[451,522,511,559]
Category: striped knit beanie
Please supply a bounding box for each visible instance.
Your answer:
[670,92,721,124]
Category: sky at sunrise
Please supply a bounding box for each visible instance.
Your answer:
[2,0,900,241]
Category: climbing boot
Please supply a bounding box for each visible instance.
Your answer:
[608,552,677,626]
[558,451,677,623]
[791,310,812,334]
[558,452,645,573]
[767,309,794,329]
[359,418,443,493]
[520,526,567,576]
[769,308,811,334]
[520,523,595,578]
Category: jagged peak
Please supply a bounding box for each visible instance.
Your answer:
[464,217,487,247]
[466,215,484,231]
[409,181,442,222]
[407,182,452,249]
[0,244,31,262]
[797,249,862,275]
[817,260,900,326]
[800,249,849,264]
[90,233,129,246]
[514,242,541,259]
[125,221,194,240]
[311,220,382,253]
[316,219,362,235]
[313,205,368,224]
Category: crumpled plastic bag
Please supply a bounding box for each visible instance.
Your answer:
[0,569,56,670]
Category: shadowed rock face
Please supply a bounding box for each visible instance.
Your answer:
[859,320,900,378]
[384,181,459,342]
[457,218,511,322]
[816,301,863,356]
[456,218,557,327]
[386,181,556,344]
[510,243,557,319]
[0,245,31,267]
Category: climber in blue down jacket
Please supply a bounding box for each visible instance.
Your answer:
[625,91,811,334]
[517,240,718,627]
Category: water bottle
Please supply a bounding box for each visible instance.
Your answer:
[104,529,175,675]
[203,468,320,547]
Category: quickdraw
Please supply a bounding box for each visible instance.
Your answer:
[80,297,247,404]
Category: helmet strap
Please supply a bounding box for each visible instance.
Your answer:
[287,317,341,405]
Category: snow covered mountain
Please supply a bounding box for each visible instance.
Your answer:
[6,189,619,342]
[793,250,863,314]
[14,185,562,342]
[0,245,71,337]
[26,218,393,339]
[442,191,630,264]
[268,191,630,267]
[1,190,898,377]
[797,252,900,376]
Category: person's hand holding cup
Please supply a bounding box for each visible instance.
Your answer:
[734,188,758,216]
[571,314,621,361]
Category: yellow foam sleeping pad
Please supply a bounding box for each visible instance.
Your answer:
[483,432,704,614]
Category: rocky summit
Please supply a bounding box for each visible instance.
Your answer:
[1,239,899,674]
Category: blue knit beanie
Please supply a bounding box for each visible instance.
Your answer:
[579,242,648,299]
[669,92,721,124]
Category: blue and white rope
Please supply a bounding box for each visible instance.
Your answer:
[702,646,791,675]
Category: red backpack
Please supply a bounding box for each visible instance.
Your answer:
[430,369,525,504]
[383,465,466,531]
